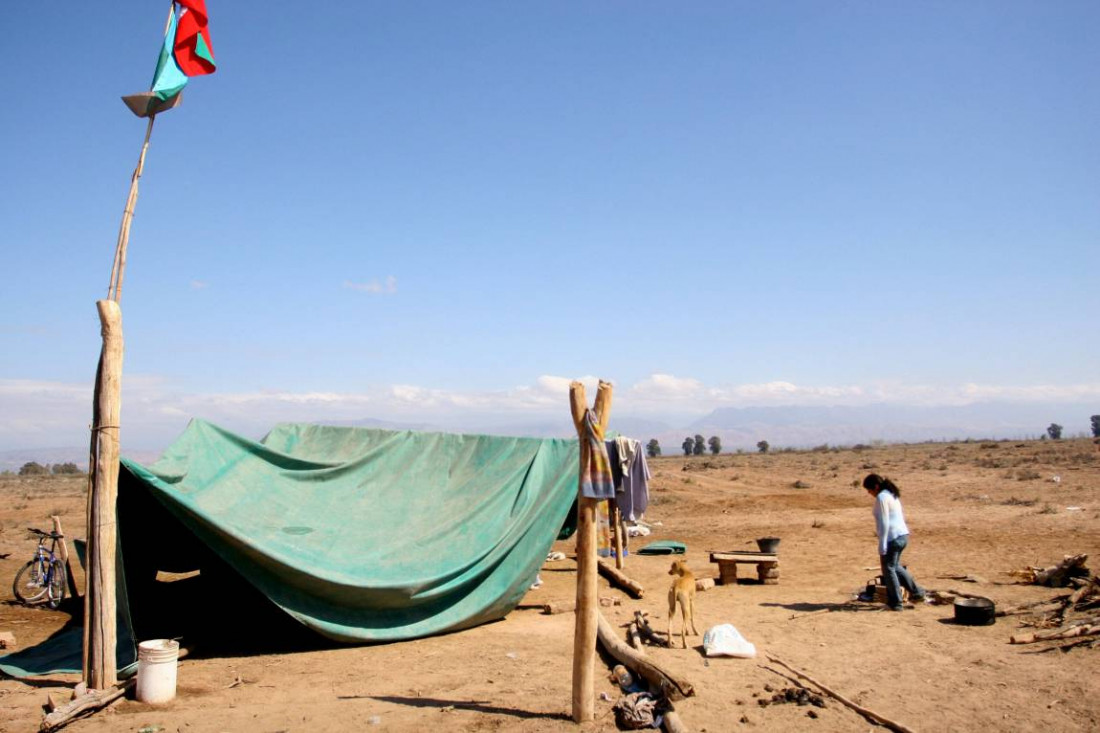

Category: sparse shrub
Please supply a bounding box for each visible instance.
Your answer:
[792,480,811,489]
[51,462,81,475]
[811,519,825,528]
[18,462,48,476]
[1001,497,1039,507]
[1038,504,1058,515]
[1016,469,1042,481]
[812,444,830,453]
[980,442,998,450]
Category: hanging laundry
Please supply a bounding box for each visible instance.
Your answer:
[605,437,651,521]
[581,410,615,500]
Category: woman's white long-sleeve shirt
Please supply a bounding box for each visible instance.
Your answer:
[873,491,910,556]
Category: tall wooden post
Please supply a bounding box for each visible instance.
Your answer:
[569,379,612,723]
[85,300,124,689]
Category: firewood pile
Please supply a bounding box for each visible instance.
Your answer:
[1003,559,1100,650]
[1009,553,1089,587]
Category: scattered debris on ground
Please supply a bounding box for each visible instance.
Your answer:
[1007,575,1100,650]
[757,685,826,708]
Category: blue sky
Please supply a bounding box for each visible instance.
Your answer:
[2,2,1097,452]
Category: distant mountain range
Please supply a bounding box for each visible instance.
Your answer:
[3,401,1093,471]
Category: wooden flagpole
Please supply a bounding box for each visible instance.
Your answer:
[568,380,612,723]
[84,0,177,689]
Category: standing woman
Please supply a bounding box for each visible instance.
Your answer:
[863,473,927,610]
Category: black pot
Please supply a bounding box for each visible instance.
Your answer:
[756,537,780,553]
[954,597,996,625]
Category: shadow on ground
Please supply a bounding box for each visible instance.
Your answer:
[364,695,571,721]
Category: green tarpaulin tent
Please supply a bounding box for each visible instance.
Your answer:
[1,419,579,677]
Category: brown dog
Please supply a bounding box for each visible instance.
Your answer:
[667,559,699,648]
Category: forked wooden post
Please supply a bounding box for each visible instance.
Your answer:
[84,299,124,688]
[569,379,612,723]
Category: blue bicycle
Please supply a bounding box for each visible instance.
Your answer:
[12,528,67,609]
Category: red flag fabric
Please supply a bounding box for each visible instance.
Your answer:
[174,0,216,76]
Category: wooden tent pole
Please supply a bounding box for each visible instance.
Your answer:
[85,300,124,688]
[108,114,156,303]
[85,3,175,686]
[569,380,612,723]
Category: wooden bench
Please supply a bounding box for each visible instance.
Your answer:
[709,551,779,585]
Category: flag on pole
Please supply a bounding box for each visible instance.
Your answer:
[123,1,217,118]
[173,0,217,77]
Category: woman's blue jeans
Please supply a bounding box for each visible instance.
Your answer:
[881,535,924,609]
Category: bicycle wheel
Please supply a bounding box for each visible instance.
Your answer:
[13,560,49,604]
[46,560,67,609]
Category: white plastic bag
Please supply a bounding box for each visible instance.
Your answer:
[702,624,756,658]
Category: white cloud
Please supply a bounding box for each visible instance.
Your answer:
[2,374,1098,453]
[190,280,208,290]
[343,275,397,294]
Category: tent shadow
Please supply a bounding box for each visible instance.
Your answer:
[365,695,571,721]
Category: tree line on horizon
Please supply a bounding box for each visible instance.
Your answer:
[4,461,84,477]
[643,414,1100,458]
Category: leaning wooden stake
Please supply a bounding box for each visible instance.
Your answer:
[612,504,625,570]
[569,380,612,723]
[84,300,124,689]
[50,516,80,600]
[765,654,915,733]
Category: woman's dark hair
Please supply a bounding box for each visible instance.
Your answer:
[862,473,900,498]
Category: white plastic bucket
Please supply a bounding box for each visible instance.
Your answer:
[135,639,180,704]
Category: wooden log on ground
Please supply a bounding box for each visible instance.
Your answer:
[596,612,694,701]
[765,654,915,733]
[40,679,134,732]
[1034,554,1089,587]
[1011,623,1100,645]
[597,559,644,598]
[628,621,643,650]
[663,709,687,733]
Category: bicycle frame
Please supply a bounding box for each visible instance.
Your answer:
[13,528,67,608]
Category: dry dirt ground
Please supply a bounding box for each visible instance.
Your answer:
[2,438,1099,733]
